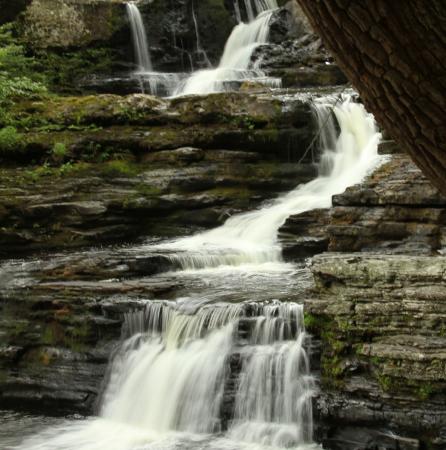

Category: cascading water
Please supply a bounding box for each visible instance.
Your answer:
[174,0,280,95]
[192,0,212,68]
[15,95,381,450]
[157,95,382,268]
[17,301,316,450]
[126,2,152,72]
[126,2,183,96]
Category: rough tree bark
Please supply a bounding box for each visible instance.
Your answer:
[296,0,446,195]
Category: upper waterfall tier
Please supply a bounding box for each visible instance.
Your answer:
[126,1,152,72]
[175,2,279,95]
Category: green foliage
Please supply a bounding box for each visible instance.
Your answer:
[51,142,67,159]
[34,47,115,93]
[0,23,48,124]
[0,126,22,152]
[25,161,90,181]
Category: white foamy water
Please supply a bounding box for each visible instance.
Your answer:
[127,2,152,72]
[175,1,279,95]
[155,96,382,269]
[16,302,317,450]
[14,96,381,450]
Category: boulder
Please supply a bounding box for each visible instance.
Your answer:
[21,0,128,49]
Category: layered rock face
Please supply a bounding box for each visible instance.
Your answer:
[0,91,318,255]
[300,147,446,449]
[255,3,347,88]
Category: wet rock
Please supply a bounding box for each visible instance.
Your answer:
[0,90,320,254]
[140,0,235,71]
[253,6,347,89]
[278,208,330,260]
[308,253,446,450]
[303,143,446,449]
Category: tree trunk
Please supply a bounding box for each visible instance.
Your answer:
[296,0,446,195]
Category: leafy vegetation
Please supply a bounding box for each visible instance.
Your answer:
[51,142,67,159]
[0,24,48,125]
[0,126,22,153]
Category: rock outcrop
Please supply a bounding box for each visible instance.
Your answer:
[302,146,446,449]
[0,90,319,255]
[21,0,128,50]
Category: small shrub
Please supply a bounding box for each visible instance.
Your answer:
[52,142,67,159]
[0,126,22,152]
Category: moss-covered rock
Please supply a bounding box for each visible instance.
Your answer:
[21,0,128,50]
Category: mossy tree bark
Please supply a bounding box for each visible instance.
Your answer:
[296,0,446,195]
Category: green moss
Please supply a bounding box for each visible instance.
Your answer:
[41,320,90,353]
[304,312,329,332]
[377,374,393,392]
[101,160,139,177]
[0,370,7,384]
[33,47,116,94]
[25,161,91,181]
[7,320,28,339]
[206,186,252,199]
[135,183,162,196]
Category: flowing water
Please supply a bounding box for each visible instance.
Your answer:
[155,96,381,268]
[125,1,280,96]
[127,2,152,72]
[126,2,183,96]
[8,96,382,450]
[175,1,280,95]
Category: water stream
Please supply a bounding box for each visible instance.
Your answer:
[124,1,280,96]
[175,0,280,95]
[126,2,183,96]
[127,2,153,72]
[10,96,381,450]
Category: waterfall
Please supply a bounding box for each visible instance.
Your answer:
[157,95,382,268]
[192,0,211,68]
[18,301,315,450]
[126,2,183,96]
[238,0,279,21]
[174,1,280,95]
[15,96,381,450]
[126,2,152,72]
[228,302,314,447]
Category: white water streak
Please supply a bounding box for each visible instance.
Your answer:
[175,1,279,95]
[157,96,382,268]
[127,2,152,72]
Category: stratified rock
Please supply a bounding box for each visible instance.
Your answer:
[328,153,446,254]
[300,140,446,449]
[307,253,446,450]
[253,5,347,89]
[0,89,321,254]
[278,208,330,260]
